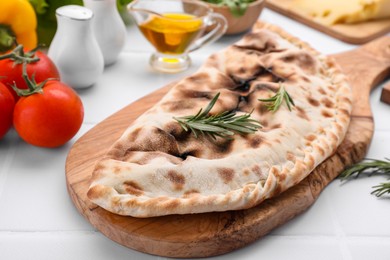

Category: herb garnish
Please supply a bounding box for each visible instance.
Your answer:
[340,158,390,197]
[202,0,256,17]
[258,84,295,112]
[173,93,262,139]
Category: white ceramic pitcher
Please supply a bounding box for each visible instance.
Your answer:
[83,0,127,66]
[48,5,104,89]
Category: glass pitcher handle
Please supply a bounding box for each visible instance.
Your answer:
[188,13,227,52]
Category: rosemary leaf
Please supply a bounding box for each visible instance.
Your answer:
[258,84,295,112]
[340,158,390,197]
[173,93,262,139]
[371,182,390,197]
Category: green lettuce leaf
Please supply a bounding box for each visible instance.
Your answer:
[29,0,132,46]
[29,0,49,15]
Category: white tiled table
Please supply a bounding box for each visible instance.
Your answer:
[1,9,390,260]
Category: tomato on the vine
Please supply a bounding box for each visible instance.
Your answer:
[0,46,60,101]
[0,82,15,139]
[13,80,84,148]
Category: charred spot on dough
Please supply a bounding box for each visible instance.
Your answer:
[271,123,281,129]
[262,66,287,83]
[247,135,263,148]
[238,67,246,74]
[318,87,327,95]
[124,126,180,156]
[177,150,198,160]
[269,167,286,195]
[328,132,338,143]
[165,121,182,134]
[125,151,183,165]
[307,96,320,107]
[301,76,311,83]
[321,109,333,118]
[90,164,107,181]
[340,96,352,105]
[316,145,326,156]
[126,128,141,142]
[305,134,316,142]
[236,94,253,111]
[286,151,296,162]
[164,121,188,141]
[183,189,200,198]
[227,61,265,81]
[230,65,284,94]
[166,170,185,190]
[106,143,126,160]
[321,97,335,108]
[231,76,254,93]
[179,138,234,159]
[179,89,214,100]
[262,123,281,132]
[217,168,235,184]
[251,165,262,177]
[234,33,283,53]
[212,138,234,155]
[280,52,316,74]
[123,181,144,196]
[186,72,211,85]
[94,163,106,172]
[261,120,269,127]
[296,106,310,121]
[258,102,271,114]
[306,154,315,170]
[113,166,122,174]
[254,82,279,93]
[162,199,180,211]
[339,108,350,117]
[87,185,109,200]
[213,73,238,90]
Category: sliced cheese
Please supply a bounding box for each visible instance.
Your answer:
[292,0,390,25]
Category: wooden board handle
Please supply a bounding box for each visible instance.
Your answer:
[325,36,390,192]
[333,36,390,118]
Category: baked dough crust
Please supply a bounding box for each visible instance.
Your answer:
[87,22,352,217]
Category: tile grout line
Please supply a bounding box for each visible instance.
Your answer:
[324,192,352,260]
[0,138,19,201]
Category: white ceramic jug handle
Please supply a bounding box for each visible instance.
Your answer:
[188,13,227,52]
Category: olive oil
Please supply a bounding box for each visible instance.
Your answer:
[139,13,203,54]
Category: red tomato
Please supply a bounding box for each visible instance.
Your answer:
[0,50,60,101]
[13,81,84,148]
[0,82,15,139]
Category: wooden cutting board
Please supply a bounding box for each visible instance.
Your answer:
[265,0,390,44]
[65,36,390,258]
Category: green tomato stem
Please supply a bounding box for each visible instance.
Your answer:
[0,24,16,53]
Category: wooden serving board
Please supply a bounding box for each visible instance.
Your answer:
[265,0,390,44]
[65,36,390,258]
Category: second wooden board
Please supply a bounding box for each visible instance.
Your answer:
[265,0,390,44]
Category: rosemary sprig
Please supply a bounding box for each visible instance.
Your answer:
[340,158,390,197]
[258,84,295,112]
[173,93,262,139]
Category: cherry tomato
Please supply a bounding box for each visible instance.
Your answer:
[0,82,15,139]
[13,80,84,148]
[0,50,60,101]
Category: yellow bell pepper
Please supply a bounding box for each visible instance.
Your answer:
[0,0,37,52]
